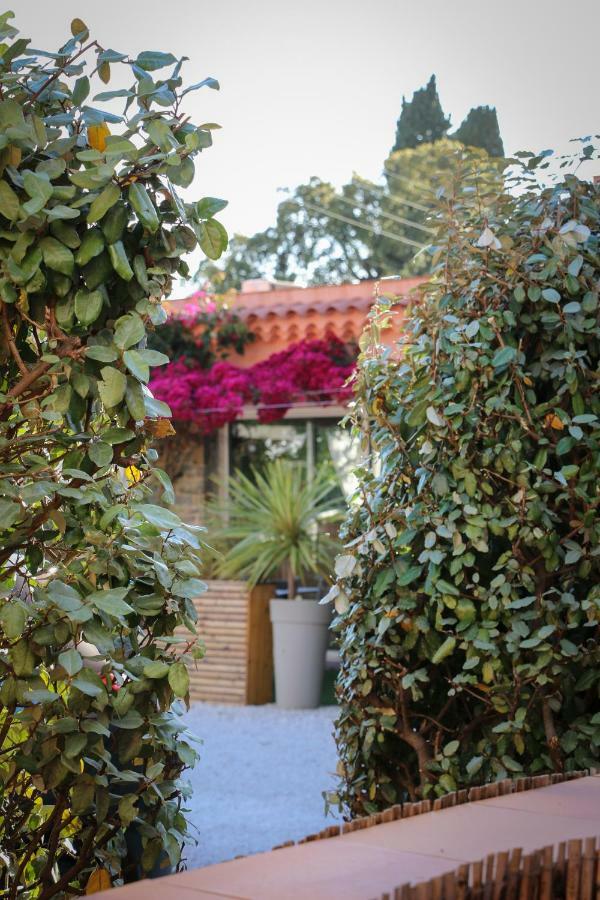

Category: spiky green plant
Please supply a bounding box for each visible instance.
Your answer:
[213,460,342,598]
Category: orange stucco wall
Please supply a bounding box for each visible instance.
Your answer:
[167,276,426,367]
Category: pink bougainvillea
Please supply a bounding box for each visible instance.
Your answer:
[149,337,356,434]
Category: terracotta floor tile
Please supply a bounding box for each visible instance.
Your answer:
[481,775,600,820]
[94,880,237,899]
[342,801,600,862]
[172,841,456,900]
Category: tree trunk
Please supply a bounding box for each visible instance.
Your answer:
[286,563,296,600]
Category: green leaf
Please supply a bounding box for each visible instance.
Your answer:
[71,17,89,40]
[464,471,477,497]
[112,709,144,729]
[88,441,113,467]
[75,289,103,325]
[431,637,456,665]
[196,197,228,218]
[0,603,26,639]
[466,756,483,777]
[11,639,36,676]
[443,739,460,757]
[133,503,182,530]
[143,660,169,679]
[85,343,118,362]
[168,661,189,698]
[72,75,90,105]
[153,468,175,504]
[23,171,53,206]
[197,218,228,260]
[135,50,177,71]
[118,795,138,826]
[123,349,150,383]
[395,565,422,586]
[72,669,105,697]
[103,427,134,444]
[114,313,145,349]
[541,288,560,303]
[138,349,169,367]
[40,236,74,276]
[87,182,120,223]
[88,586,134,617]
[492,345,517,369]
[98,366,127,408]
[108,240,134,280]
[0,180,20,220]
[75,227,105,265]
[125,378,146,421]
[58,648,83,676]
[47,204,80,221]
[0,498,22,527]
[426,406,445,427]
[128,182,159,233]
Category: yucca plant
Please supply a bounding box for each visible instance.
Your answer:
[212,460,343,598]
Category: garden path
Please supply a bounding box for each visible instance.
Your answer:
[181,702,341,868]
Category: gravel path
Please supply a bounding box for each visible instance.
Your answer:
[181,703,341,869]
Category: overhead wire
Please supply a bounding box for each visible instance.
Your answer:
[302,201,427,251]
[335,193,436,235]
[353,179,432,214]
[383,167,434,197]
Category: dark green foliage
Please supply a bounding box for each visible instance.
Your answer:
[453,106,504,157]
[329,148,600,818]
[391,75,450,153]
[0,12,227,894]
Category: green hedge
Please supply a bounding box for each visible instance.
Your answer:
[329,149,600,817]
[0,13,226,894]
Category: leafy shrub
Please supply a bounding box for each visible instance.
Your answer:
[330,148,600,817]
[0,13,227,895]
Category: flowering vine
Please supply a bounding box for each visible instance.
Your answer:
[149,336,357,434]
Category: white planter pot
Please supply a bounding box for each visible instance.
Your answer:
[269,598,331,709]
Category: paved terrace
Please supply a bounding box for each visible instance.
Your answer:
[96,772,600,899]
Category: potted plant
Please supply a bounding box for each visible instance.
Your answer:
[212,459,342,708]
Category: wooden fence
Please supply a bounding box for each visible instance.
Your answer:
[383,836,600,899]
[177,580,274,705]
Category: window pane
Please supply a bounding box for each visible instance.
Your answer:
[315,420,361,499]
[230,421,307,478]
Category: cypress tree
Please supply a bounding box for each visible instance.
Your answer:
[454,105,504,156]
[392,74,450,153]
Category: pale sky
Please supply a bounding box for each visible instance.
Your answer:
[14,0,600,241]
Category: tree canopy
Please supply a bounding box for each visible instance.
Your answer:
[199,79,504,292]
[198,140,493,291]
[392,74,450,153]
[454,106,504,157]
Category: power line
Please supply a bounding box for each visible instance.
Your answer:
[335,193,436,235]
[383,167,434,197]
[364,184,432,213]
[302,202,427,251]
[354,179,432,214]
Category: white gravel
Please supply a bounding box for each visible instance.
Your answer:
[180,703,341,869]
